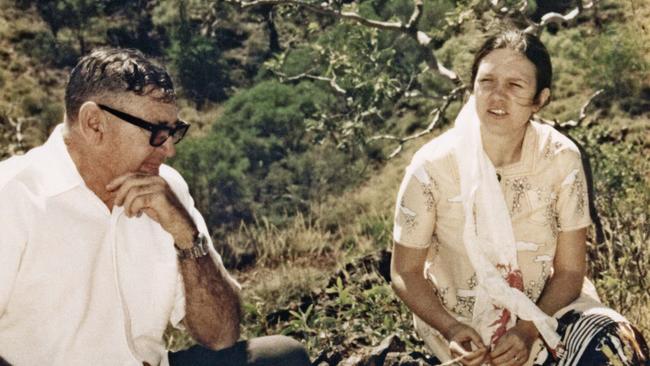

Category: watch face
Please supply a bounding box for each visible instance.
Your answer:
[176,233,209,260]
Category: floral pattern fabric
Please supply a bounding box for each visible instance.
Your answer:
[393,121,593,362]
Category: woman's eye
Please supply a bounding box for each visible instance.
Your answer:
[510,82,523,88]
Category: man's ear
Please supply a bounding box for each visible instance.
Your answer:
[533,88,551,112]
[77,102,107,144]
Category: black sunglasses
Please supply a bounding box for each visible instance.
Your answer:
[98,104,190,147]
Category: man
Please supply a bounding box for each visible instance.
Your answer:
[0,48,310,366]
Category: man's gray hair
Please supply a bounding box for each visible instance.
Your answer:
[64,48,176,123]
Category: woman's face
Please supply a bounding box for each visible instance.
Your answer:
[473,48,547,136]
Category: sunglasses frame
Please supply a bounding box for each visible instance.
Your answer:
[97,103,190,147]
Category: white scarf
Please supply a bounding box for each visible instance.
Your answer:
[451,96,563,355]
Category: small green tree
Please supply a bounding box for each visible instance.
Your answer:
[167,0,230,104]
[28,0,105,54]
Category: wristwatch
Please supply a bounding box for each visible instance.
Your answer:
[175,233,210,260]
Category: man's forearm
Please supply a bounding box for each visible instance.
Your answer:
[180,255,241,350]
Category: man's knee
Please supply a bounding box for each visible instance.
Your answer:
[248,335,310,366]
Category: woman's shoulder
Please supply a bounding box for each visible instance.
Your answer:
[530,121,582,163]
[408,129,458,170]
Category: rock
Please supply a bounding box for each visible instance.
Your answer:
[339,354,364,366]
[367,334,406,363]
[312,345,345,366]
[383,352,430,366]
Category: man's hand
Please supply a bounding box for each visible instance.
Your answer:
[445,322,489,366]
[489,321,538,366]
[107,173,196,246]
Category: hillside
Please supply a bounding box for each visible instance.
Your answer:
[0,0,648,364]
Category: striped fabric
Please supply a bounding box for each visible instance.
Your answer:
[534,309,650,366]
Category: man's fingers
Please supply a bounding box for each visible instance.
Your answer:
[142,207,159,222]
[122,185,163,216]
[112,177,148,206]
[106,172,140,191]
[111,174,165,207]
[128,193,157,218]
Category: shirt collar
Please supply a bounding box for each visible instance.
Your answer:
[495,122,537,177]
[38,123,86,197]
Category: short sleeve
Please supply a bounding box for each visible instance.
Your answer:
[393,163,438,248]
[0,182,29,316]
[555,151,592,232]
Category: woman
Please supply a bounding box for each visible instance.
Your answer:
[391,29,649,366]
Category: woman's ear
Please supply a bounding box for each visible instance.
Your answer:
[533,88,551,112]
[77,102,106,144]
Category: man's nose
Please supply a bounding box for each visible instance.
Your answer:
[159,137,176,158]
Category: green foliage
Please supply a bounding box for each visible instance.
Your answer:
[171,132,253,228]
[168,34,229,103]
[264,20,432,156]
[583,25,649,98]
[171,80,363,231]
[243,265,425,355]
[23,0,106,54]
[573,120,650,337]
[14,30,78,67]
[167,0,230,104]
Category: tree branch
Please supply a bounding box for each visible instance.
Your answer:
[535,89,604,129]
[367,86,466,159]
[405,0,423,31]
[225,0,460,83]
[489,0,600,35]
[270,69,347,94]
[228,0,403,29]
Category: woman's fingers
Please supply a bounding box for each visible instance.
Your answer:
[490,332,529,365]
[448,324,488,366]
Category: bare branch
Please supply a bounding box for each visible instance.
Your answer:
[405,0,423,31]
[225,0,460,83]
[375,87,603,160]
[536,89,604,129]
[227,0,403,29]
[522,1,598,35]
[271,70,347,94]
[577,89,604,122]
[367,86,466,159]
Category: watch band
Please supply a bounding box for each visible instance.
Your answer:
[175,233,210,260]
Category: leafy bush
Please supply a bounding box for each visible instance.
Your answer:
[171,132,253,229]
[576,122,650,338]
[14,30,78,67]
[171,80,363,232]
[167,0,230,104]
[168,34,230,104]
[584,25,649,98]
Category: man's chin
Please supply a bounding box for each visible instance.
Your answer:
[138,164,161,175]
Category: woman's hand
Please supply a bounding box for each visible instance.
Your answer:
[489,321,538,366]
[445,322,489,366]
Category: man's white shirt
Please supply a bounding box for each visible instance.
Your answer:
[0,124,237,365]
